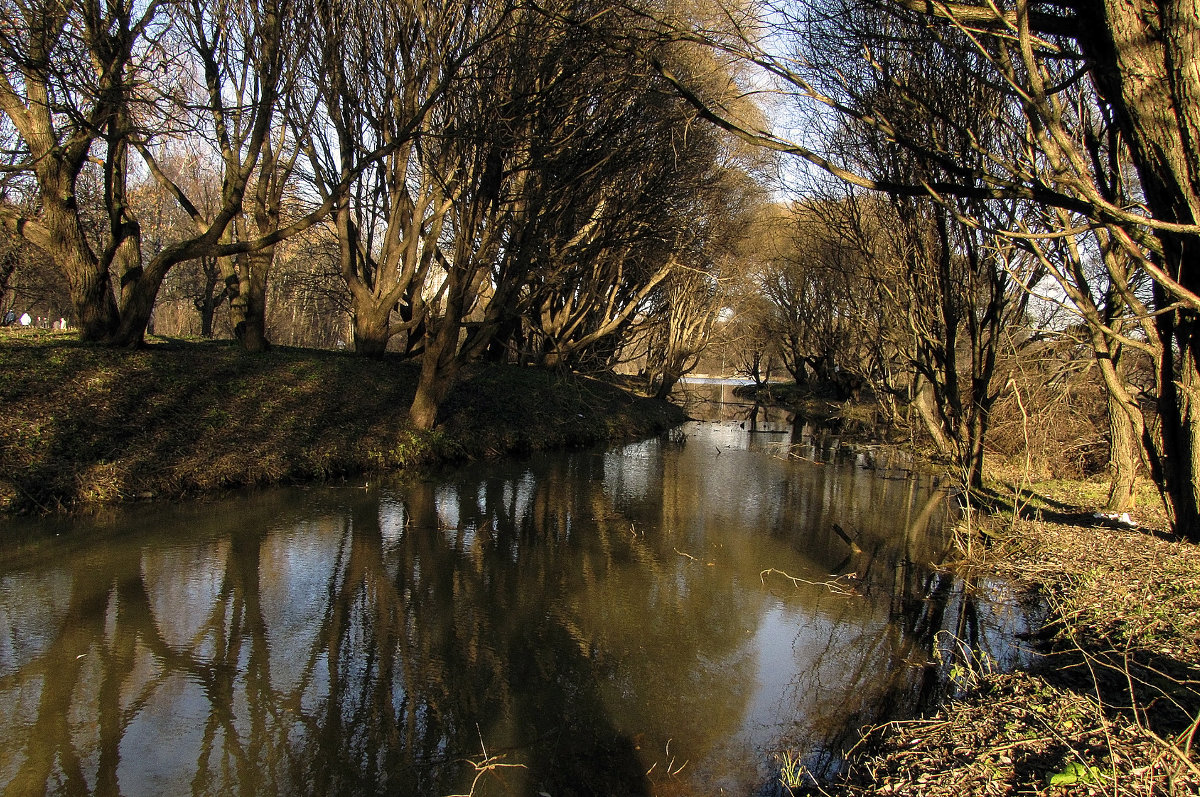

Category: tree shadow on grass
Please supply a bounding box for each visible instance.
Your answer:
[967,483,1181,542]
[1,337,683,515]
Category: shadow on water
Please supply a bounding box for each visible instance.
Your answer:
[0,385,1044,796]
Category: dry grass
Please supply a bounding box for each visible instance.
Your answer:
[836,672,1197,796]
[0,330,684,514]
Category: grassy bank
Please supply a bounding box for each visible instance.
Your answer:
[825,482,1200,797]
[0,330,685,514]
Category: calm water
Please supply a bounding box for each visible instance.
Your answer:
[0,392,1039,796]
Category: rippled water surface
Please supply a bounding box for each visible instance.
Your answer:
[0,389,1039,795]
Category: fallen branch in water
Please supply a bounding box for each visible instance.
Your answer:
[760,568,859,596]
[832,522,864,554]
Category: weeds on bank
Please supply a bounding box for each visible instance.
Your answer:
[826,474,1200,796]
[934,629,996,695]
[838,671,1198,796]
[776,748,820,795]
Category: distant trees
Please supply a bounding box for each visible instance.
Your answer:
[760,201,876,396]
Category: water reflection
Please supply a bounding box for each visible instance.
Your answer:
[0,422,1038,796]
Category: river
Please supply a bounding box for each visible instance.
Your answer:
[0,384,1040,795]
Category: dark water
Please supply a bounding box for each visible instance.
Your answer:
[0,389,1040,796]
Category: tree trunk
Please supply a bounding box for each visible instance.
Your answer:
[200,302,217,338]
[234,297,270,352]
[408,375,447,431]
[1106,397,1140,513]
[746,350,764,387]
[409,280,470,430]
[196,262,224,338]
[1079,0,1200,540]
[483,315,522,363]
[963,399,990,492]
[653,376,680,401]
[1090,331,1145,513]
[352,305,392,357]
[109,272,158,347]
[912,375,955,458]
[229,250,273,353]
[26,140,119,341]
[47,200,119,342]
[1154,312,1200,537]
[409,341,459,431]
[68,258,120,342]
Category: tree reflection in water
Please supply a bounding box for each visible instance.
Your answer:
[0,423,1040,796]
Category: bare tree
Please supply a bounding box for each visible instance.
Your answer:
[0,0,159,339]
[0,0,343,347]
[301,0,512,359]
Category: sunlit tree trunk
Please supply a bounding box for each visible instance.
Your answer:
[228,248,274,352]
[1087,329,1144,512]
[353,304,394,357]
[33,167,121,341]
[409,313,462,430]
[1078,0,1200,537]
[1106,392,1141,513]
[912,374,954,459]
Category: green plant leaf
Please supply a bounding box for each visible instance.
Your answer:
[1048,762,1102,786]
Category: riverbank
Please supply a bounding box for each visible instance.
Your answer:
[733,381,882,434]
[712,379,1199,795]
[0,330,685,515]
[825,482,1200,796]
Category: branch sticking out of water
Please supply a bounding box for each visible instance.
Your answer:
[646,739,689,779]
[446,726,526,797]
